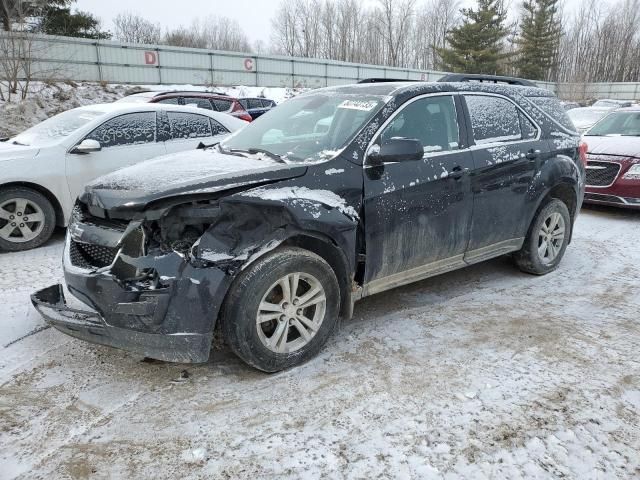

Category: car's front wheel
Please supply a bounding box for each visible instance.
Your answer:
[221,247,340,372]
[0,187,56,252]
[514,198,571,275]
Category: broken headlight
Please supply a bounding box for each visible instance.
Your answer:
[148,202,220,256]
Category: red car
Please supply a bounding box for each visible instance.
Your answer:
[117,90,253,122]
[582,107,640,209]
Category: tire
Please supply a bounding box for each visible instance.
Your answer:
[514,198,571,275]
[221,247,340,372]
[0,187,56,252]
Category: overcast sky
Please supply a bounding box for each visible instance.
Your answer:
[75,0,590,46]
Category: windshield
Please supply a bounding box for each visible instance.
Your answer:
[586,111,640,136]
[568,109,607,126]
[592,100,619,108]
[221,92,385,163]
[11,109,105,147]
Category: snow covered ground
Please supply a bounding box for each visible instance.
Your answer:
[0,82,297,138]
[1,205,639,479]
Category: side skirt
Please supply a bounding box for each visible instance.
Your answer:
[357,237,524,299]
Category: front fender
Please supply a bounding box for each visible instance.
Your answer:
[191,186,361,276]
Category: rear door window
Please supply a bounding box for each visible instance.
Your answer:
[85,112,156,148]
[465,95,523,145]
[156,97,179,105]
[167,112,213,139]
[183,97,213,110]
[212,99,233,112]
[248,99,263,109]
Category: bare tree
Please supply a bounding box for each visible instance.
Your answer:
[113,12,161,44]
[377,0,416,67]
[270,0,459,69]
[165,15,251,52]
[0,18,60,101]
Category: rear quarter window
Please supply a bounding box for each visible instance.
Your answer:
[526,96,576,131]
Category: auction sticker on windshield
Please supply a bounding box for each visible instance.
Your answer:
[338,100,378,111]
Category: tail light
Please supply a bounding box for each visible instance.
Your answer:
[231,102,252,122]
[578,141,588,167]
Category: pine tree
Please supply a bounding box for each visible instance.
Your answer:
[39,6,110,39]
[1,1,110,39]
[437,0,510,75]
[516,0,562,81]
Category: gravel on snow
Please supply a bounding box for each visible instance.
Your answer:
[0,207,639,479]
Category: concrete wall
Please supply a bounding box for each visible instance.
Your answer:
[1,33,561,93]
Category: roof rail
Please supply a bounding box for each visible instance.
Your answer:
[153,90,229,96]
[357,78,415,84]
[438,74,537,87]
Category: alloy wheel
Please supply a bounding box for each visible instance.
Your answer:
[537,212,566,265]
[0,198,46,243]
[256,272,327,354]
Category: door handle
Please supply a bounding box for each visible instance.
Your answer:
[526,149,541,160]
[449,165,464,179]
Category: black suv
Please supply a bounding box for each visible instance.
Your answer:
[33,77,586,372]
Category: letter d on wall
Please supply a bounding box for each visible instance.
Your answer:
[144,51,158,65]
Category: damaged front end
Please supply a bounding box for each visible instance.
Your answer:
[31,199,255,363]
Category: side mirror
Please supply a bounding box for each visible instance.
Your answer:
[367,138,424,165]
[72,139,101,154]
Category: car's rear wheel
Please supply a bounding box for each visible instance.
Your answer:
[221,247,340,372]
[0,187,56,252]
[514,198,571,275]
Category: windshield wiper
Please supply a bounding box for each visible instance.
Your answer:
[11,140,27,146]
[196,141,219,150]
[230,148,288,164]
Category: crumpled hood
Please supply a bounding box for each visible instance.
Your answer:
[584,135,640,159]
[0,142,40,161]
[82,148,308,211]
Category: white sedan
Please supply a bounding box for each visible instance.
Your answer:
[0,103,245,251]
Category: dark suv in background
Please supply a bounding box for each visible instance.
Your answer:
[33,75,586,372]
[118,90,253,122]
[238,98,277,119]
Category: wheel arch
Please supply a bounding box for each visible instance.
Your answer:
[280,233,354,320]
[531,179,578,243]
[0,181,65,227]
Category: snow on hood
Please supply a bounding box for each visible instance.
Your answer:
[583,135,640,159]
[0,142,40,161]
[89,149,287,194]
[84,148,307,210]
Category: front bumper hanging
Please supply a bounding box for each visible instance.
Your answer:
[31,284,212,363]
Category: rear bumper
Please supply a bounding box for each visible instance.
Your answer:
[31,284,212,362]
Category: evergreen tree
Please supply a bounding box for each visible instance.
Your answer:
[437,0,510,75]
[516,0,562,81]
[39,6,110,39]
[1,1,110,39]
